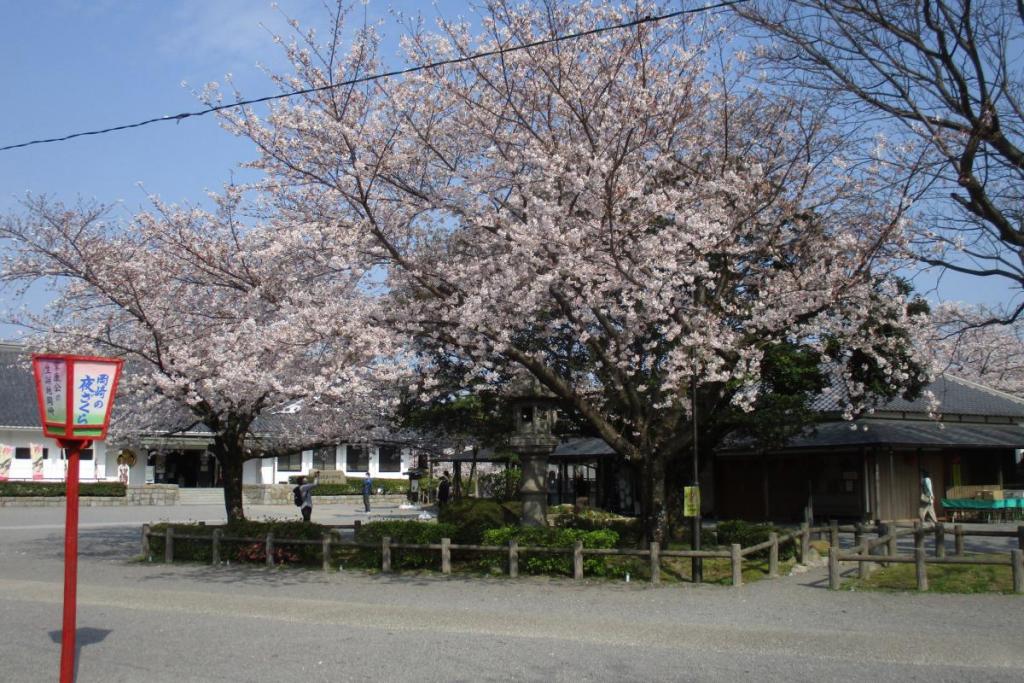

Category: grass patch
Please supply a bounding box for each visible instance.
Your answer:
[659,555,797,585]
[842,554,1020,594]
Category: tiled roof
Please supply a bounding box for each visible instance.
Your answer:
[773,419,1024,451]
[812,374,1024,418]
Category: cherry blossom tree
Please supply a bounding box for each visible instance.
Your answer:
[927,302,1024,395]
[0,193,399,522]
[215,0,929,540]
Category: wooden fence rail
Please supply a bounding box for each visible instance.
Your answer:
[141,524,812,587]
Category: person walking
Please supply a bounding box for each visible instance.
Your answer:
[919,469,938,525]
[296,473,319,523]
[362,472,373,513]
[437,471,452,508]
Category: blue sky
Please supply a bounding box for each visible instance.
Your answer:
[0,0,1015,339]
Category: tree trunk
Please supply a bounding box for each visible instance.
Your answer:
[641,453,668,546]
[211,430,247,523]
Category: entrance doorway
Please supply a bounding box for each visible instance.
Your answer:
[149,450,220,487]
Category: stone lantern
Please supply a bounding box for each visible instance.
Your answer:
[507,376,560,527]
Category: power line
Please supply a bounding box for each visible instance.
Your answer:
[0,0,747,154]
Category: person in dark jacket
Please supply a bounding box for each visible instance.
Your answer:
[437,471,452,508]
[362,472,373,513]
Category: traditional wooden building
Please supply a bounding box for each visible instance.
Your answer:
[714,375,1024,522]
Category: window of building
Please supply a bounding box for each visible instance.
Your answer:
[346,445,369,473]
[378,445,402,472]
[312,446,337,471]
[277,452,302,472]
[15,448,30,459]
[80,449,93,461]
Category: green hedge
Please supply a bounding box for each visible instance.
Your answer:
[147,520,329,566]
[0,482,126,497]
[437,498,521,544]
[353,520,458,570]
[285,478,409,495]
[552,506,641,547]
[716,520,797,561]
[479,526,622,577]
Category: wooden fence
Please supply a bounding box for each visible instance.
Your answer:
[827,522,1024,594]
[140,523,824,586]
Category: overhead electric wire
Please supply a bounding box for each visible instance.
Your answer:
[0,0,747,154]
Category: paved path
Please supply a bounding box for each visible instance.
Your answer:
[1,505,1022,682]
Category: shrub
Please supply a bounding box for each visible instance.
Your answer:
[478,468,522,502]
[284,478,408,495]
[0,482,126,497]
[354,520,458,570]
[147,520,328,566]
[479,526,620,576]
[553,507,640,547]
[437,498,521,544]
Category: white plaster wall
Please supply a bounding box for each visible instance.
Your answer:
[242,458,262,485]
[0,427,107,481]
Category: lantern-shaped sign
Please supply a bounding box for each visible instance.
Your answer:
[31,354,123,443]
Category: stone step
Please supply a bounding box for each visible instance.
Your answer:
[177,488,225,505]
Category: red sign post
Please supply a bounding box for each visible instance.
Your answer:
[32,354,123,683]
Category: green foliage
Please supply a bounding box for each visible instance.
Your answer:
[480,526,621,576]
[147,520,328,566]
[478,468,522,502]
[284,478,408,494]
[0,481,126,497]
[437,497,521,543]
[354,521,458,570]
[716,520,796,561]
[842,554,1015,593]
[553,506,641,547]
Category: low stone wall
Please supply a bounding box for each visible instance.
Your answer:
[243,484,292,506]
[127,484,179,506]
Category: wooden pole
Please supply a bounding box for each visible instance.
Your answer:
[1017,526,1024,551]
[164,527,174,564]
[59,443,82,683]
[649,541,660,585]
[573,540,584,580]
[935,524,945,558]
[382,536,391,573]
[1012,549,1023,595]
[731,543,743,587]
[829,519,839,549]
[768,532,779,578]
[322,533,331,572]
[800,523,810,564]
[211,529,221,566]
[441,538,451,575]
[854,524,865,578]
[828,546,839,590]
[915,546,928,591]
[954,524,965,555]
[508,540,518,578]
[141,524,150,559]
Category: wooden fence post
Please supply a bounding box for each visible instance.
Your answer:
[914,527,925,556]
[829,520,839,549]
[382,536,391,573]
[353,520,361,537]
[954,524,965,555]
[731,544,743,587]
[508,540,518,578]
[915,546,928,591]
[322,533,331,572]
[1012,549,1023,594]
[211,528,221,566]
[649,541,660,584]
[854,524,865,578]
[1017,526,1024,551]
[827,546,839,590]
[572,541,583,580]
[768,532,779,578]
[141,524,150,559]
[441,538,451,575]
[935,524,945,558]
[800,523,810,564]
[886,528,896,559]
[164,527,174,564]
[265,532,275,567]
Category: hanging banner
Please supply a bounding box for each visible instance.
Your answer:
[684,485,701,517]
[31,443,44,480]
[0,444,12,481]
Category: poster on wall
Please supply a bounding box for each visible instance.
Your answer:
[30,443,45,480]
[0,444,12,481]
